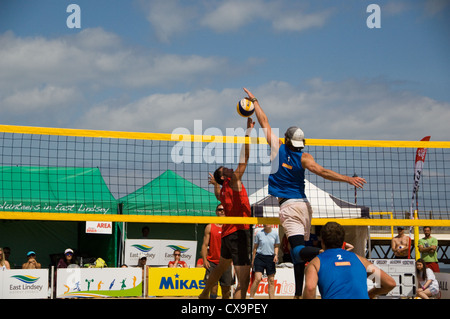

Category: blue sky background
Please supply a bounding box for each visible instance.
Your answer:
[0,0,449,140]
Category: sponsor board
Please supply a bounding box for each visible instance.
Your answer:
[247,268,296,297]
[85,221,113,234]
[125,239,197,267]
[368,259,416,297]
[56,267,142,298]
[148,267,206,296]
[436,272,450,299]
[0,269,49,299]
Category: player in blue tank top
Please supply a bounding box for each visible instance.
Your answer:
[317,248,369,299]
[303,222,396,299]
[268,143,306,199]
[243,87,367,298]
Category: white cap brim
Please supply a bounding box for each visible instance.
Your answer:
[291,139,304,147]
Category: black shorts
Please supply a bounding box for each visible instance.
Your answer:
[221,230,251,266]
[204,261,234,286]
[253,254,276,276]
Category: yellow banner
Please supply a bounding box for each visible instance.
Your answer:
[148,267,208,297]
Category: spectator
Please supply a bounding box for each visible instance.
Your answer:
[342,241,354,251]
[3,247,14,268]
[418,226,440,272]
[168,250,187,268]
[141,226,150,238]
[137,254,148,297]
[196,258,204,268]
[22,251,42,269]
[303,222,396,299]
[57,248,77,268]
[0,247,11,270]
[137,255,147,269]
[391,227,410,259]
[249,225,280,299]
[416,258,440,299]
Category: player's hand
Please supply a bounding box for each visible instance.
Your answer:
[208,172,217,185]
[349,176,367,189]
[243,87,255,100]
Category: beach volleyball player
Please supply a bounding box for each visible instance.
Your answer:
[199,117,255,299]
[243,87,367,298]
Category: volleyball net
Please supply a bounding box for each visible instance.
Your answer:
[0,124,449,228]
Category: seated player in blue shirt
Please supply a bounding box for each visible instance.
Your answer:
[303,222,396,299]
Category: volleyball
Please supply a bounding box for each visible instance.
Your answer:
[237,98,255,117]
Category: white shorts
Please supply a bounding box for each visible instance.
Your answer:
[279,200,313,240]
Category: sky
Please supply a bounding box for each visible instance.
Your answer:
[0,0,449,141]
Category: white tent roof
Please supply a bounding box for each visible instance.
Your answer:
[249,180,369,219]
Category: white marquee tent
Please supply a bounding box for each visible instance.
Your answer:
[249,180,370,219]
[249,180,370,256]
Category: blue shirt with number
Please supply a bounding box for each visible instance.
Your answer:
[317,248,369,299]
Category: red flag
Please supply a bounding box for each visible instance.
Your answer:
[408,136,430,258]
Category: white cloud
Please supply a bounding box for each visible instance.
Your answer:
[74,79,450,142]
[0,28,229,91]
[271,7,332,32]
[142,0,333,40]
[200,0,269,32]
[424,0,450,16]
[251,79,450,141]
[0,28,232,125]
[1,85,80,114]
[77,88,240,133]
[143,0,197,43]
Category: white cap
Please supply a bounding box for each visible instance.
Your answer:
[285,126,305,148]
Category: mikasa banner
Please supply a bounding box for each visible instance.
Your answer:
[125,239,197,267]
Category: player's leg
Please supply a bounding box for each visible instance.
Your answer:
[199,257,232,299]
[233,230,252,299]
[199,234,234,299]
[280,202,320,297]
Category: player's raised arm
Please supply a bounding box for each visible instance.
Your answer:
[243,88,280,152]
[232,117,255,188]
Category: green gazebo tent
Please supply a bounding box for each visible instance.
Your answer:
[0,166,117,214]
[119,169,219,216]
[0,166,119,267]
[118,170,220,261]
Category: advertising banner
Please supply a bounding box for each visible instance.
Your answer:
[124,239,197,267]
[56,267,143,298]
[0,269,49,299]
[148,267,206,296]
[85,221,113,234]
[436,272,450,299]
[248,268,296,297]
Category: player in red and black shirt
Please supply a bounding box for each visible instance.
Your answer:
[199,117,254,299]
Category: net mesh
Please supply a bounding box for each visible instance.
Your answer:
[0,125,449,227]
